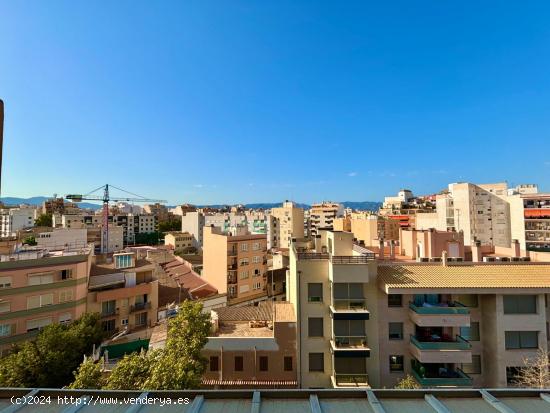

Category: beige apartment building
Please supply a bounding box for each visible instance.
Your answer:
[334,212,399,247]
[203,226,268,305]
[87,252,158,334]
[399,228,465,260]
[289,229,550,389]
[163,231,194,252]
[202,302,297,388]
[0,246,92,352]
[269,201,304,249]
[416,182,511,247]
[309,202,344,237]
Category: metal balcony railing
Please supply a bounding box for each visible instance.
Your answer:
[332,298,368,311]
[130,302,151,313]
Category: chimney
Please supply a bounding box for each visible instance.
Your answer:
[0,99,3,199]
[389,240,396,260]
[442,250,448,266]
[472,240,482,262]
[378,238,385,260]
[512,239,521,258]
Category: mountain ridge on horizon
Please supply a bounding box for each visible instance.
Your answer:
[0,197,382,211]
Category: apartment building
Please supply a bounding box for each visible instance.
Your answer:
[87,252,158,334]
[55,213,157,244]
[0,207,35,237]
[335,212,400,247]
[416,182,511,247]
[35,228,88,250]
[288,231,378,388]
[180,211,206,250]
[0,245,92,352]
[269,201,304,249]
[142,203,170,223]
[509,192,550,252]
[309,202,344,237]
[399,228,464,260]
[40,197,80,216]
[379,190,436,230]
[202,302,297,388]
[163,231,194,252]
[377,263,550,388]
[203,226,268,305]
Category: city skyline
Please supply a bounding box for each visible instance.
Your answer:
[2,2,550,204]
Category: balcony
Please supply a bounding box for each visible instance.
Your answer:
[331,373,369,388]
[228,263,238,270]
[330,336,370,357]
[330,299,369,320]
[330,255,375,264]
[411,361,472,387]
[410,335,472,364]
[130,302,151,313]
[101,309,119,318]
[227,249,238,256]
[409,302,470,327]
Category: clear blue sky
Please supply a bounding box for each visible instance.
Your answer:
[2,1,550,205]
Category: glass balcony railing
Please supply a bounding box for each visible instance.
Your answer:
[409,301,470,315]
[332,298,368,311]
[411,367,472,387]
[332,335,368,349]
[410,335,471,350]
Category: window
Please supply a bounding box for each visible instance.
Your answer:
[505,331,538,349]
[210,356,219,372]
[240,258,249,266]
[460,322,480,341]
[235,356,244,371]
[27,293,53,309]
[461,355,482,374]
[284,356,293,371]
[254,269,261,277]
[308,317,324,337]
[61,269,73,280]
[240,243,248,252]
[135,312,147,326]
[0,301,10,314]
[457,294,478,307]
[389,322,403,340]
[59,313,72,324]
[503,295,537,314]
[388,294,402,307]
[59,290,74,303]
[26,317,52,332]
[239,271,249,280]
[0,277,12,289]
[259,356,268,371]
[253,282,261,290]
[101,300,116,316]
[102,319,116,332]
[121,318,128,326]
[0,324,11,337]
[309,353,324,372]
[114,253,133,269]
[252,242,260,251]
[28,273,53,286]
[389,355,404,372]
[308,283,323,302]
[252,256,261,264]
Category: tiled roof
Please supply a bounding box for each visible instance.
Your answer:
[160,258,217,299]
[215,301,273,321]
[378,264,550,292]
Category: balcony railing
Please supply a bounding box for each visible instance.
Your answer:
[409,302,470,315]
[101,309,118,318]
[130,302,151,313]
[411,365,472,387]
[332,373,369,387]
[228,263,237,270]
[297,252,329,260]
[410,335,471,350]
[332,298,368,311]
[331,255,375,264]
[333,335,368,349]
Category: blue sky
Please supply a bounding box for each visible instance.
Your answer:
[2,1,550,205]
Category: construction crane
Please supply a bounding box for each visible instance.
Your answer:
[66,184,167,253]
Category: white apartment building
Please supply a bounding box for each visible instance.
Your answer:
[0,207,35,237]
[181,211,206,250]
[36,228,88,249]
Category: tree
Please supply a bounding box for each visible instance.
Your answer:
[104,350,156,390]
[394,374,420,389]
[146,301,211,389]
[0,313,105,388]
[512,348,550,388]
[22,235,37,246]
[158,220,181,233]
[69,357,105,389]
[35,213,52,227]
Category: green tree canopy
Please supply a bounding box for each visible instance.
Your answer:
[158,220,181,233]
[69,357,105,389]
[0,313,105,388]
[104,350,157,390]
[35,213,53,227]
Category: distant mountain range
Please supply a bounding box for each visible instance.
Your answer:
[1,197,381,212]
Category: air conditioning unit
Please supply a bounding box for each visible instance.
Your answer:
[416,257,430,262]
[447,257,457,262]
[510,257,521,262]
[454,257,464,262]
[521,257,531,261]
[483,257,496,262]
[430,257,442,262]
[496,257,510,262]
